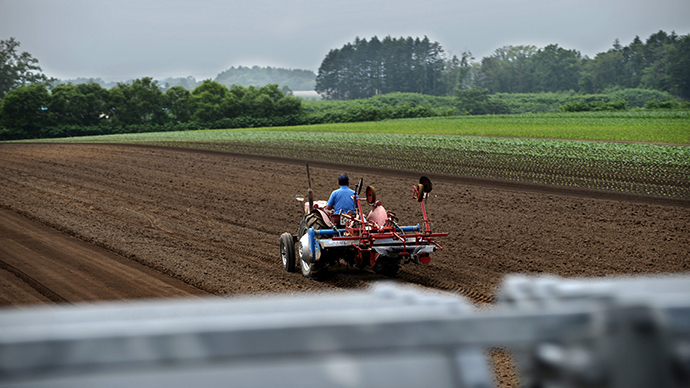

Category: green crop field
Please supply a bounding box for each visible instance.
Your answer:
[27,111,690,199]
[289,111,689,144]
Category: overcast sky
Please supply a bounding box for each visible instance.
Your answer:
[1,0,689,83]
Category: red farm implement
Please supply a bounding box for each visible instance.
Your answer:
[280,165,447,279]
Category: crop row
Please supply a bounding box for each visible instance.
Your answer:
[36,126,690,199]
[77,130,686,200]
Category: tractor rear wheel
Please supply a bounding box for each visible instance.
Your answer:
[298,212,328,279]
[298,212,328,237]
[280,233,296,272]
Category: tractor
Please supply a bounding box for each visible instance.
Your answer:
[279,165,447,279]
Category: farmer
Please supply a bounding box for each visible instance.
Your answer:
[326,174,356,224]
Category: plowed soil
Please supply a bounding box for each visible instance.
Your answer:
[1,143,688,387]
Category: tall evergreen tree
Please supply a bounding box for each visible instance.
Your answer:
[315,36,450,100]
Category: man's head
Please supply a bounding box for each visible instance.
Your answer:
[338,174,349,186]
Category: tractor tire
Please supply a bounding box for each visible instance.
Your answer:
[300,253,325,279]
[298,212,328,280]
[279,233,296,272]
[298,212,328,238]
[373,257,402,277]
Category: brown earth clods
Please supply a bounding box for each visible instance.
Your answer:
[1,143,688,387]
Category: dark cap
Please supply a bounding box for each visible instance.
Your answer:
[338,174,349,185]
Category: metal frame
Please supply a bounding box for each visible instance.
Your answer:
[2,275,689,387]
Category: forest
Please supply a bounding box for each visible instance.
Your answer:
[316,31,690,100]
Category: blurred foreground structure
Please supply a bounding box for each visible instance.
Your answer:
[1,274,689,388]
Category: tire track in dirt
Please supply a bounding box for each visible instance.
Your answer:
[0,207,210,306]
[1,150,315,295]
[0,259,71,304]
[399,271,495,304]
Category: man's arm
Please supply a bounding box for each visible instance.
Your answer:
[326,190,337,211]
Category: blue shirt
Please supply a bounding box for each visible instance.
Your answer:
[327,186,356,214]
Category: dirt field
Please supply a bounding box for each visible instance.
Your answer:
[0,207,208,304]
[1,143,688,386]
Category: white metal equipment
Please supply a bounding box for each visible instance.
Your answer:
[0,275,689,388]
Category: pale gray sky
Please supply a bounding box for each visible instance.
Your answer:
[1,0,689,82]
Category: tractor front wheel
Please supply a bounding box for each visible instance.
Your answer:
[280,233,296,272]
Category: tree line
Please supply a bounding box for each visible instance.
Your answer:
[1,78,451,140]
[1,83,682,141]
[0,78,305,139]
[316,31,690,100]
[472,30,690,98]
